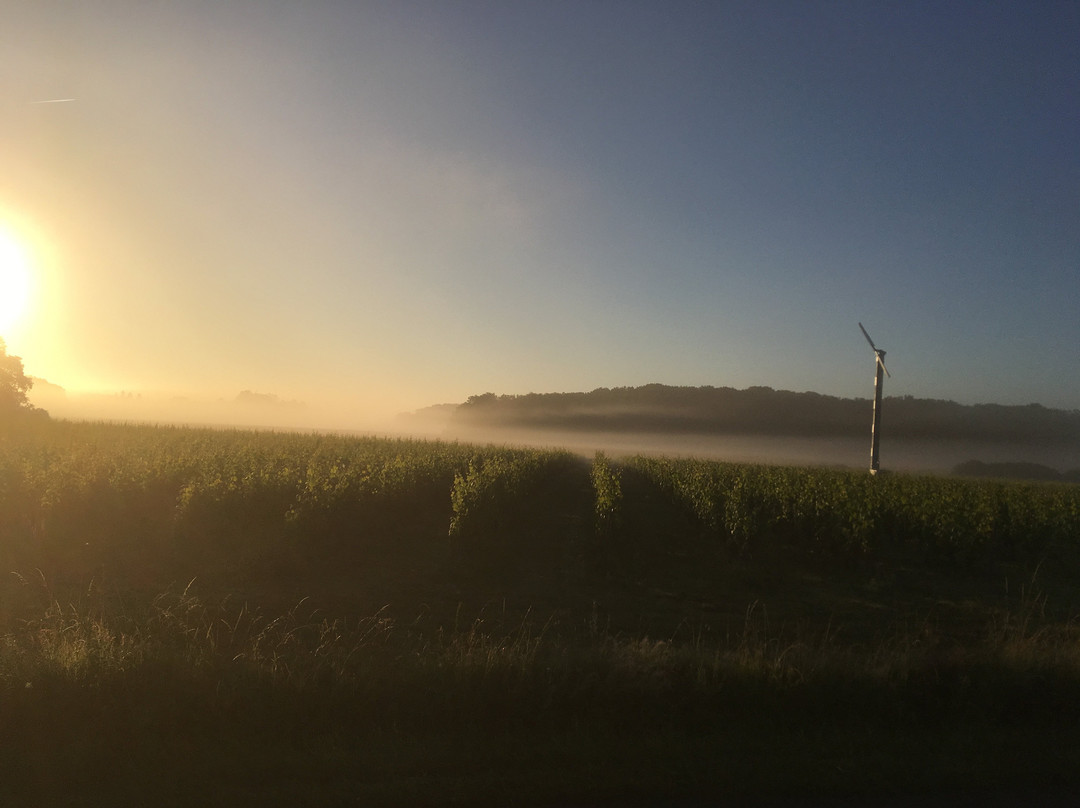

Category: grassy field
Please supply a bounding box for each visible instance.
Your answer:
[2,419,1080,805]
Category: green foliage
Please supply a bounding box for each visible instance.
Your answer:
[4,419,1079,590]
[591,451,623,540]
[628,456,1080,567]
[0,422,479,586]
[448,447,570,548]
[0,421,586,590]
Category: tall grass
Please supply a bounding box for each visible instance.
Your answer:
[4,574,1080,738]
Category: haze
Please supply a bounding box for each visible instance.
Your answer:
[3,2,1078,433]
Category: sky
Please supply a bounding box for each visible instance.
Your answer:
[2,0,1078,428]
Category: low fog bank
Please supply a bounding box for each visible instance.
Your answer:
[388,386,1080,477]
[28,383,397,434]
[419,425,1080,476]
[396,385,1080,476]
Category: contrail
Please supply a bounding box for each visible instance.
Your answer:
[31,98,76,104]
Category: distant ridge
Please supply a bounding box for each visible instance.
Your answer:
[438,384,1080,444]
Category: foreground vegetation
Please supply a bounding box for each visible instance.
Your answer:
[2,419,1080,805]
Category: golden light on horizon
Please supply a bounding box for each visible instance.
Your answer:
[0,224,33,337]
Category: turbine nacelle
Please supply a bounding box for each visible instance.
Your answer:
[859,322,890,377]
[874,350,890,378]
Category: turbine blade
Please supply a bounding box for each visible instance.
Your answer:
[878,354,891,378]
[858,322,877,351]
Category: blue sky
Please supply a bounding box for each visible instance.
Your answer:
[2,1,1078,424]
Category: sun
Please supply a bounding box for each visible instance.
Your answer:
[0,226,32,335]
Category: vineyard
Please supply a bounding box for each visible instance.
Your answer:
[2,418,1080,805]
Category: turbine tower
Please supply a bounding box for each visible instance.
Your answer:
[858,323,890,474]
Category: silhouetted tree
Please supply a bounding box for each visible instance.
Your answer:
[0,338,35,413]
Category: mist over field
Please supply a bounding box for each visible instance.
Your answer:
[399,386,1080,475]
[430,426,1079,476]
[28,381,398,434]
[28,376,1080,478]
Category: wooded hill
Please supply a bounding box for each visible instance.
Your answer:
[448,384,1080,444]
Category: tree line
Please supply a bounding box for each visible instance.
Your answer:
[453,384,1080,444]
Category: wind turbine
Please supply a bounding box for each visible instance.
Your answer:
[858,323,890,474]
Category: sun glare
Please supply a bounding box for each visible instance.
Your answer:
[0,226,32,335]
